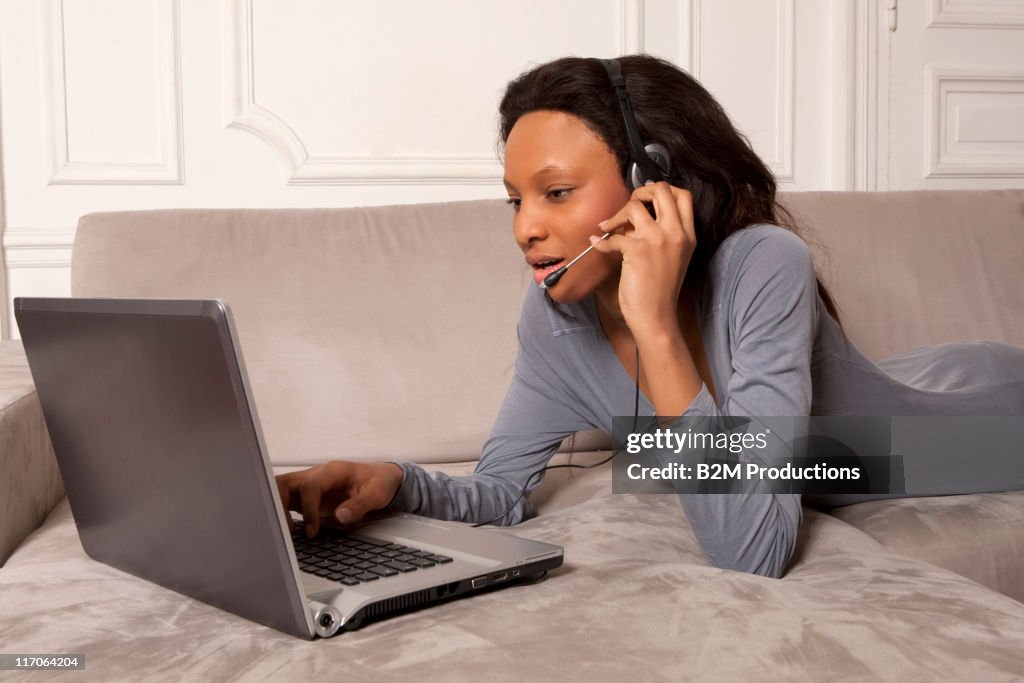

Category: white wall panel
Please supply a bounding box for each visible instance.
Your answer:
[642,0,700,75]
[43,0,183,184]
[225,0,637,184]
[697,0,797,182]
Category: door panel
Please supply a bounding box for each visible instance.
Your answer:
[888,0,1024,189]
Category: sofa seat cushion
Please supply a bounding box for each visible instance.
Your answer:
[828,491,1024,603]
[4,456,1024,680]
[0,340,62,565]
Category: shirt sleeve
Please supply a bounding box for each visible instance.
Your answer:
[670,226,818,578]
[386,289,593,525]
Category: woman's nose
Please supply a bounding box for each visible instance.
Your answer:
[513,203,549,246]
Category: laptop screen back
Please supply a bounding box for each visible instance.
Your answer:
[15,298,312,639]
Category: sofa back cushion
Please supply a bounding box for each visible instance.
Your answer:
[72,203,527,465]
[780,189,1024,360]
[72,190,1024,464]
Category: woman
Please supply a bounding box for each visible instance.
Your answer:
[277,55,1024,578]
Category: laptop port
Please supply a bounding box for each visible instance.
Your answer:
[512,569,521,577]
[492,572,508,582]
[436,581,460,598]
[471,576,488,589]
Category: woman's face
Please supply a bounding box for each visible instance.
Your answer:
[503,110,630,304]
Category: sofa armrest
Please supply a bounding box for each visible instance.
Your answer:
[0,341,63,566]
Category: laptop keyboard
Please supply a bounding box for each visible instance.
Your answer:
[291,523,453,587]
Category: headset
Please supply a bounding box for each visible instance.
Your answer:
[598,58,674,190]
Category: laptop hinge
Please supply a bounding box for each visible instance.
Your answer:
[308,600,342,638]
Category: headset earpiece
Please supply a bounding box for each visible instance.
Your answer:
[599,58,674,191]
[629,142,672,190]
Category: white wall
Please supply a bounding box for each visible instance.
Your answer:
[0,0,1019,340]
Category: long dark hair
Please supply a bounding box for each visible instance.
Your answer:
[498,54,844,330]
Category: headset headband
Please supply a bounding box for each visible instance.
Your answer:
[598,58,668,186]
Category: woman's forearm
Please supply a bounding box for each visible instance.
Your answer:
[634,324,705,417]
[387,461,537,526]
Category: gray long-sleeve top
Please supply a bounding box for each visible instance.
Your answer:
[386,223,1024,577]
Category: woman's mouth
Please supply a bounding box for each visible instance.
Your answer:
[531,258,565,285]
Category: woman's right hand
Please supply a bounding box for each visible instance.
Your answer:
[275,461,405,538]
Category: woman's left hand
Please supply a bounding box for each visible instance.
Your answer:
[589,181,697,338]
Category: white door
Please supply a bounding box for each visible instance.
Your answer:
[887,0,1024,189]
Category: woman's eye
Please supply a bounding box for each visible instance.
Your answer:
[505,198,521,211]
[548,188,572,200]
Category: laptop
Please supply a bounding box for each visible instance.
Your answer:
[14,297,563,639]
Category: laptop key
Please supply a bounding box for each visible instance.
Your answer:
[425,554,454,563]
[407,558,436,568]
[354,572,379,581]
[357,537,389,546]
[383,560,417,573]
[339,578,361,586]
[367,566,400,577]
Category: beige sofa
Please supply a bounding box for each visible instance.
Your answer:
[2,190,1023,680]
